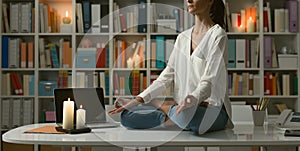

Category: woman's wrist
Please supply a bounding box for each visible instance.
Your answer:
[135,96,145,103]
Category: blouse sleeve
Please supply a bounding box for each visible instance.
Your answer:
[137,36,179,104]
[190,35,228,103]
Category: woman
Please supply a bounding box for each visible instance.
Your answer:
[109,0,234,135]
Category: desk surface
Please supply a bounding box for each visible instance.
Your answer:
[2,123,300,147]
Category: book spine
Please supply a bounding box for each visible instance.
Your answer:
[82,1,91,33]
[138,0,147,33]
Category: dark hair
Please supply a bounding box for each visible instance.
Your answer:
[210,0,225,29]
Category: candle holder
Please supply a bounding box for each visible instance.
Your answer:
[60,10,72,33]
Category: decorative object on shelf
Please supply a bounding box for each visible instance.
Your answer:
[76,105,86,129]
[60,10,72,33]
[62,98,74,130]
[246,17,255,32]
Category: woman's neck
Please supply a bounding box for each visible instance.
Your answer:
[193,14,214,34]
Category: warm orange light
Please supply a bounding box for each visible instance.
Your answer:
[66,11,69,17]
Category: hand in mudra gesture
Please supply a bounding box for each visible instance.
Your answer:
[108,98,141,115]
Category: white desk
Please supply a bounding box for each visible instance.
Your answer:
[2,123,300,148]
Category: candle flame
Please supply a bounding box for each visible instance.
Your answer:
[66,11,69,17]
[249,17,253,21]
[80,105,83,109]
[68,98,70,101]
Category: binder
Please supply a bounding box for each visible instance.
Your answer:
[10,3,20,33]
[1,98,11,129]
[227,39,236,68]
[12,98,22,128]
[21,42,27,68]
[156,36,165,68]
[235,39,246,68]
[91,4,101,33]
[82,1,91,33]
[286,0,298,32]
[138,0,147,33]
[264,36,272,68]
[2,36,9,68]
[100,4,109,32]
[20,2,32,33]
[27,42,34,68]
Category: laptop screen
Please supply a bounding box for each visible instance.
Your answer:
[54,88,106,125]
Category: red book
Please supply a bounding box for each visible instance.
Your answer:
[263,9,269,32]
[119,13,127,32]
[13,73,23,95]
[96,43,106,68]
[10,73,19,95]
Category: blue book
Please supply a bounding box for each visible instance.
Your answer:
[29,75,35,96]
[105,71,109,96]
[48,44,60,68]
[227,39,236,68]
[2,36,9,68]
[138,0,147,33]
[82,1,91,33]
[156,36,165,68]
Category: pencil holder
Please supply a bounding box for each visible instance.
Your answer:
[252,110,266,126]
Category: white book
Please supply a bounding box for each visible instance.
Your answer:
[43,4,49,33]
[12,99,21,128]
[2,3,10,33]
[8,38,20,68]
[113,3,121,33]
[236,39,246,68]
[1,73,11,96]
[253,75,260,96]
[39,3,45,33]
[284,9,289,32]
[10,3,20,33]
[99,72,106,96]
[22,98,33,125]
[165,39,174,64]
[274,9,285,32]
[45,47,52,68]
[91,4,101,33]
[1,99,11,129]
[23,74,29,95]
[20,2,32,33]
[76,72,86,88]
[76,3,84,33]
[39,38,46,68]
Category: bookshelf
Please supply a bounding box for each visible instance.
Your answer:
[0,0,299,151]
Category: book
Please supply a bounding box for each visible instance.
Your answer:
[263,36,272,68]
[27,42,34,68]
[138,0,147,33]
[100,4,109,32]
[2,36,9,68]
[21,42,27,68]
[156,36,165,68]
[286,0,298,32]
[20,2,32,33]
[76,3,84,33]
[91,4,101,33]
[235,39,245,68]
[10,3,20,33]
[82,1,92,33]
[2,3,10,33]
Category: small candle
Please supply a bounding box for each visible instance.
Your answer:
[76,105,86,129]
[62,98,74,129]
[237,25,244,33]
[127,58,133,68]
[133,54,141,68]
[62,11,71,24]
[247,17,255,32]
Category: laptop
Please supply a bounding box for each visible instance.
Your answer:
[54,88,119,129]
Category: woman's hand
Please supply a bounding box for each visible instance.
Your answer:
[175,95,198,115]
[108,98,141,115]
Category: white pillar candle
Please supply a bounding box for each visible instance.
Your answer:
[62,98,74,129]
[127,58,133,68]
[247,17,255,32]
[76,105,86,129]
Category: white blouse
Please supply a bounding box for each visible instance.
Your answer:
[138,24,233,128]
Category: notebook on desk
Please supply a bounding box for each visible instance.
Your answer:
[54,88,119,129]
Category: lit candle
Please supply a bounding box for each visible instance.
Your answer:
[62,98,74,129]
[62,11,71,24]
[133,54,141,68]
[127,57,133,68]
[247,17,255,32]
[237,25,244,33]
[76,105,86,129]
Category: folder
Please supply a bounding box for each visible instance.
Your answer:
[286,0,298,32]
[91,4,101,33]
[264,36,272,68]
[156,36,165,68]
[138,0,147,33]
[228,39,236,68]
[82,1,91,33]
[235,39,246,68]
